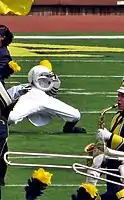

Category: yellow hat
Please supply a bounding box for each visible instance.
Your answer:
[40,60,52,71]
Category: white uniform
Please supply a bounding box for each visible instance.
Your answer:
[8,66,81,126]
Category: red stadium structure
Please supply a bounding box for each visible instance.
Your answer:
[34,0,121,5]
[0,1,124,34]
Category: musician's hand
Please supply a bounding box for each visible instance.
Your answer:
[118,164,124,184]
[97,128,112,141]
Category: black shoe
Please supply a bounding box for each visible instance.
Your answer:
[63,121,87,134]
[72,126,87,133]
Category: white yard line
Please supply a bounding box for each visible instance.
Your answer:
[11,75,123,78]
[9,156,52,159]
[17,59,124,63]
[5,184,105,187]
[81,111,116,114]
[58,88,85,91]
[59,75,122,78]
[5,82,21,84]
[59,92,116,95]
[107,95,117,98]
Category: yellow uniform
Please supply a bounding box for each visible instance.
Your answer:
[107,111,124,150]
[105,111,124,195]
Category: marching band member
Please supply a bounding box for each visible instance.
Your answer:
[8,60,87,134]
[0,25,21,186]
[25,168,52,200]
[71,181,124,200]
[90,78,124,199]
[71,183,100,200]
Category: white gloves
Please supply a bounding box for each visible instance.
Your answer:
[118,164,124,184]
[85,169,100,186]
[97,128,112,141]
[85,154,104,185]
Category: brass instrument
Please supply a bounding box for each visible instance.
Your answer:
[84,103,118,166]
[99,104,118,129]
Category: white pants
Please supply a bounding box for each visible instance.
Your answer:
[8,87,81,126]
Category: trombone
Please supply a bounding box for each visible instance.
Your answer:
[73,146,124,187]
[4,151,93,169]
[4,146,124,186]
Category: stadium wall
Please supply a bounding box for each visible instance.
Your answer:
[33,0,118,6]
[31,0,124,15]
[0,15,124,32]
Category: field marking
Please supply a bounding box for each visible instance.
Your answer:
[81,111,116,113]
[5,184,105,187]
[107,95,117,98]
[11,75,123,78]
[9,156,54,159]
[59,75,122,78]
[59,92,117,95]
[17,59,124,63]
[5,82,21,84]
[14,36,124,39]
[59,88,85,91]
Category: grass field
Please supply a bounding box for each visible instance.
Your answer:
[2,32,124,200]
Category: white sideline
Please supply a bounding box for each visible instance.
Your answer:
[5,184,106,187]
[14,36,124,39]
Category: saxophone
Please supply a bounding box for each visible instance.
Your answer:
[84,104,118,166]
[99,104,118,129]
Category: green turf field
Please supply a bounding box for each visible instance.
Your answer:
[2,33,124,200]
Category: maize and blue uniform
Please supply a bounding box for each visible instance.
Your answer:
[101,111,124,199]
[0,25,14,186]
[0,46,13,82]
